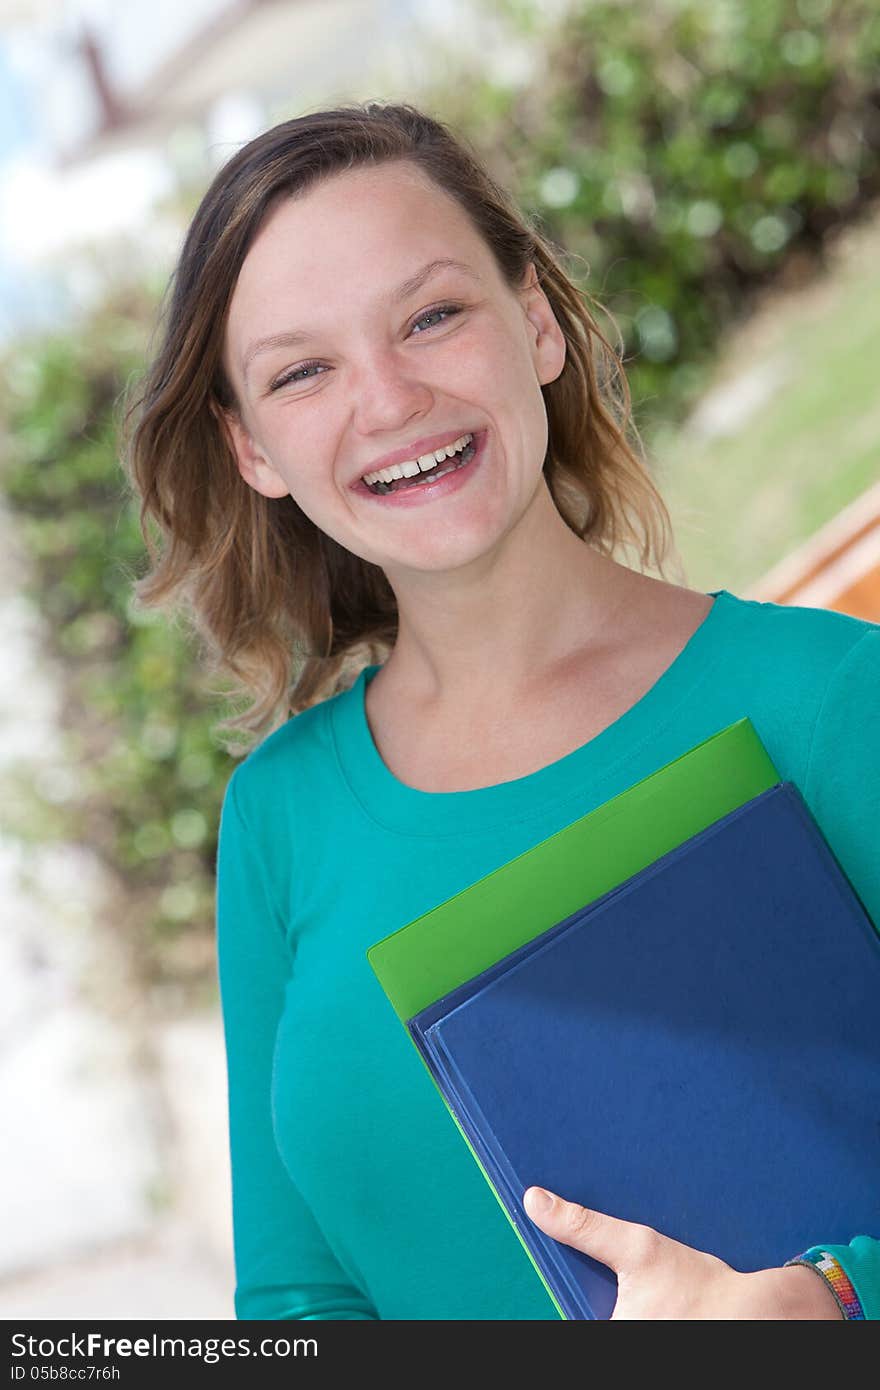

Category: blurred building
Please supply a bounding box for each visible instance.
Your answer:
[0,0,499,341]
[19,0,437,164]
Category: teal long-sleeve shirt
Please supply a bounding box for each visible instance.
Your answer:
[214,588,880,1319]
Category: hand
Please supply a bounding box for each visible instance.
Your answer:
[522,1186,843,1320]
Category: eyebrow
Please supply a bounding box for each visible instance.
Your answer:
[241,257,481,379]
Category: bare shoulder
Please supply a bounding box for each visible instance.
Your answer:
[601,568,715,656]
[648,574,714,631]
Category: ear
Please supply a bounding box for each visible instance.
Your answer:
[518,260,566,388]
[213,401,291,500]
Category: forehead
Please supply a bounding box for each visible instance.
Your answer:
[225,162,497,355]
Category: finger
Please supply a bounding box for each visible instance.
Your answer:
[522,1186,661,1276]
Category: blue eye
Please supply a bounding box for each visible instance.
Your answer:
[411,303,462,334]
[269,361,325,392]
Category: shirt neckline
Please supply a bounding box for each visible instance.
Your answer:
[330,589,734,837]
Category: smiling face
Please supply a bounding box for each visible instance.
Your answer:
[220,159,566,581]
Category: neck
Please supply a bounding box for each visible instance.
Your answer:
[376,482,647,707]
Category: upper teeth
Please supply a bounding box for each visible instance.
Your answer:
[362,433,474,486]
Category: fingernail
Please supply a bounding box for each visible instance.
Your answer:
[526,1186,554,1214]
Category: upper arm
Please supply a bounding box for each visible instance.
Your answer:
[215,770,378,1320]
[804,626,880,930]
[802,626,880,1316]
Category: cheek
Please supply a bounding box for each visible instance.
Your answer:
[261,418,332,489]
[466,317,546,413]
[261,429,364,547]
[437,323,549,480]
[281,464,340,521]
[284,480,363,556]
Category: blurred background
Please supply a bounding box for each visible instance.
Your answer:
[0,0,877,1319]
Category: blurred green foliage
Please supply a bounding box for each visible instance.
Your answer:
[0,0,878,993]
[439,0,880,429]
[0,291,232,999]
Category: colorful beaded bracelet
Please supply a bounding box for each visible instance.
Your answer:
[784,1248,865,1319]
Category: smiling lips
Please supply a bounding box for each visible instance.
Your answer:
[355,429,480,488]
[361,432,475,492]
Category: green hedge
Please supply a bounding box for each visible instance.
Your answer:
[436,0,880,427]
[1,0,878,993]
[0,293,232,999]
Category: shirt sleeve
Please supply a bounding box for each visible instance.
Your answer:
[215,769,378,1320]
[801,625,880,1319]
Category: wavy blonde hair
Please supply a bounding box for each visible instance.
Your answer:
[123,100,683,756]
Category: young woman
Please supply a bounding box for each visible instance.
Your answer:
[125,102,879,1320]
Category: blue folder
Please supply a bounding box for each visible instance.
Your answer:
[409,783,880,1320]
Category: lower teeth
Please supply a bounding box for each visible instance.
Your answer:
[369,439,477,494]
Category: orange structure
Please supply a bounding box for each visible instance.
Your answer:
[747,480,880,622]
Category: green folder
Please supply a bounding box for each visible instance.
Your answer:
[367,716,780,1318]
[368,717,780,1023]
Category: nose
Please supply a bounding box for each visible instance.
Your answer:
[348,344,434,436]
